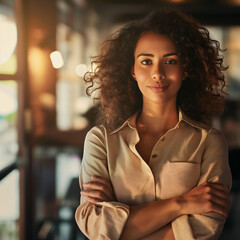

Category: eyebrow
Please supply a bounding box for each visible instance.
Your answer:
[163,53,178,57]
[137,52,178,58]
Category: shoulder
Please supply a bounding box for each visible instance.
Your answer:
[181,112,227,147]
[207,127,225,136]
[86,125,106,138]
[85,122,130,146]
[180,110,210,133]
[205,128,228,148]
[84,125,107,147]
[201,127,228,159]
[86,124,118,137]
[182,114,223,139]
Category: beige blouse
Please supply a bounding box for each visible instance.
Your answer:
[75,110,232,240]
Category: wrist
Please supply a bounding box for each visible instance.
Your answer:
[174,196,186,216]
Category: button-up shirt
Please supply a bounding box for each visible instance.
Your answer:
[75,110,232,240]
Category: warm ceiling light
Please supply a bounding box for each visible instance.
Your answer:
[230,0,240,5]
[50,51,64,69]
[75,64,88,77]
[0,16,17,65]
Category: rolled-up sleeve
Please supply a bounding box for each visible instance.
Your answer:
[172,128,232,240]
[75,126,130,240]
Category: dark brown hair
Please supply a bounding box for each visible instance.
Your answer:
[84,8,227,130]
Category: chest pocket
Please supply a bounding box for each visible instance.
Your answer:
[160,161,200,199]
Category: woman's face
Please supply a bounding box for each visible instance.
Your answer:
[133,32,184,106]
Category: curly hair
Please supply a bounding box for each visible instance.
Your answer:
[84,8,228,131]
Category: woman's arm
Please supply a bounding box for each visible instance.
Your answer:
[141,224,175,240]
[81,177,175,239]
[171,128,232,240]
[121,183,229,240]
[77,127,230,240]
[75,127,131,240]
[83,177,229,240]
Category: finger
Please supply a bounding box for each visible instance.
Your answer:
[208,188,229,201]
[199,188,230,217]
[85,176,115,199]
[83,182,114,200]
[207,192,230,210]
[91,176,113,190]
[203,182,230,193]
[197,198,228,217]
[201,183,230,201]
[83,182,105,191]
[197,182,229,201]
[81,189,110,201]
[83,180,111,193]
[208,202,229,218]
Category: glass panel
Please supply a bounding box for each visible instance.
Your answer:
[0,0,17,75]
[0,81,18,170]
[56,23,92,131]
[56,152,81,201]
[207,26,240,99]
[33,146,84,239]
[227,27,240,99]
[0,0,14,7]
[0,169,19,240]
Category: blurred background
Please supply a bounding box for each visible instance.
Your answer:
[0,0,240,239]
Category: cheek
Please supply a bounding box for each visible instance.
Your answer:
[134,67,148,82]
[165,67,183,81]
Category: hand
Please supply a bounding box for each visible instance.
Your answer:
[81,176,116,204]
[178,182,230,217]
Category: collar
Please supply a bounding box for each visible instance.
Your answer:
[179,110,209,130]
[110,109,208,135]
[110,112,139,135]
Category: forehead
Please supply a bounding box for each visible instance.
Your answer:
[135,32,176,55]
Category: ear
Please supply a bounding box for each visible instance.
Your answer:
[131,68,136,80]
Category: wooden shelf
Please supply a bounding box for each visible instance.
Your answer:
[35,126,90,147]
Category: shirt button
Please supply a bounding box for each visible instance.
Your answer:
[152,154,157,158]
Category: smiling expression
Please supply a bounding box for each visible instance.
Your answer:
[133,32,184,105]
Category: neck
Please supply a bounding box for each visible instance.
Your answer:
[137,101,179,134]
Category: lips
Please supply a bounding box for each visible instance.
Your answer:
[148,85,169,92]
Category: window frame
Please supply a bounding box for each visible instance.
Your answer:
[0,0,26,240]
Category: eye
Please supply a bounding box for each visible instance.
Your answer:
[165,59,177,64]
[141,59,152,65]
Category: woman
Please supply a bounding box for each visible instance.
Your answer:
[75,8,231,240]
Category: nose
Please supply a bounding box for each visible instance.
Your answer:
[152,65,165,81]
